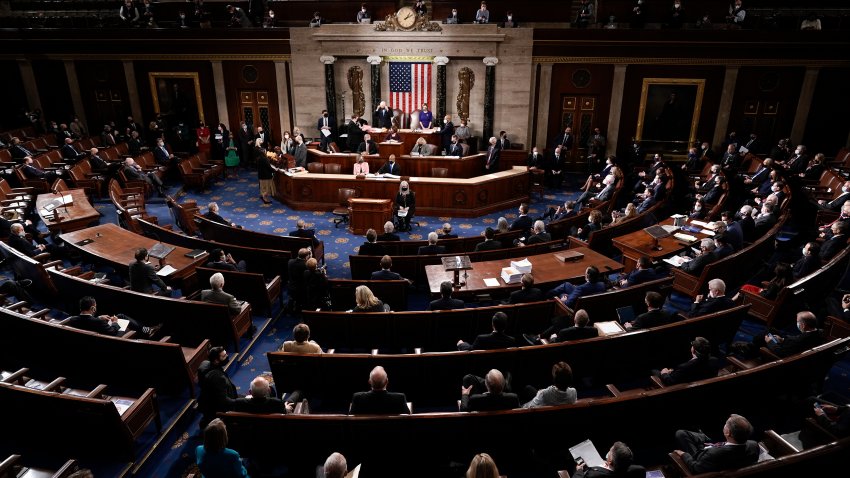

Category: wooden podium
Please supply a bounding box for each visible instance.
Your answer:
[348,198,392,235]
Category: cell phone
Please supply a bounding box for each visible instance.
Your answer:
[767,333,777,343]
[575,457,585,467]
[814,402,822,409]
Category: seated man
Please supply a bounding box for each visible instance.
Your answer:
[66,296,161,338]
[376,154,400,175]
[457,311,515,350]
[673,414,759,474]
[371,255,412,283]
[437,223,458,239]
[197,346,239,428]
[460,369,519,412]
[474,227,502,252]
[233,376,299,414]
[22,156,64,182]
[204,202,238,227]
[690,278,735,317]
[153,138,177,167]
[548,308,599,343]
[7,223,61,258]
[350,366,411,415]
[508,274,543,305]
[428,280,465,311]
[201,272,243,316]
[573,442,635,478]
[289,218,321,248]
[510,203,533,234]
[678,238,718,276]
[206,248,247,273]
[517,220,551,246]
[377,221,401,242]
[123,157,166,196]
[546,266,607,309]
[619,256,663,287]
[624,291,675,330]
[418,232,446,255]
[735,311,823,358]
[128,247,172,295]
[281,322,322,353]
[60,138,86,163]
[357,133,379,155]
[540,200,577,223]
[655,337,719,386]
[358,228,385,255]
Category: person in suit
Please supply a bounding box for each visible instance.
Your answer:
[235,121,254,169]
[7,223,60,258]
[200,272,243,316]
[357,133,378,155]
[546,145,567,188]
[819,202,850,239]
[619,256,663,287]
[9,137,35,161]
[475,227,502,251]
[713,234,735,260]
[679,238,717,276]
[574,209,604,241]
[377,221,401,242]
[484,136,500,172]
[66,296,160,338]
[290,219,321,248]
[129,247,172,295]
[547,266,607,309]
[719,213,744,251]
[428,280,465,311]
[735,205,756,242]
[496,130,511,151]
[673,414,759,474]
[792,242,822,280]
[527,146,544,169]
[800,153,825,182]
[350,366,411,415]
[457,312,515,351]
[518,220,551,246]
[394,180,416,231]
[689,279,735,317]
[784,144,809,175]
[281,322,322,353]
[521,362,576,408]
[510,203,533,233]
[370,255,411,283]
[410,137,432,156]
[323,452,349,478]
[747,311,823,358]
[540,200,577,223]
[286,248,310,311]
[293,135,307,168]
[698,175,725,205]
[461,369,519,412]
[447,134,464,157]
[21,156,64,183]
[548,309,599,343]
[656,337,719,386]
[753,203,778,237]
[573,442,636,478]
[437,223,458,239]
[820,222,848,262]
[555,126,574,151]
[624,291,675,330]
[60,138,86,163]
[437,115,455,153]
[198,347,239,428]
[352,154,369,176]
[232,376,293,414]
[153,138,177,167]
[204,202,237,227]
[316,109,334,152]
[418,232,446,255]
[374,101,392,129]
[474,1,490,23]
[358,229,385,256]
[377,154,400,175]
[508,274,543,304]
[206,248,247,273]
[123,157,166,196]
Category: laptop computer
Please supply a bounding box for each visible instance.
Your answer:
[359,17,371,24]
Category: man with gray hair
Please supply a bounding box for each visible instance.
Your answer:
[680,238,717,276]
[673,414,759,474]
[418,232,446,255]
[690,278,735,317]
[233,375,297,414]
[484,136,500,172]
[437,222,457,239]
[322,452,348,478]
[377,220,401,242]
[518,220,552,246]
[574,441,635,477]
[460,368,519,412]
[200,272,243,316]
[350,365,410,415]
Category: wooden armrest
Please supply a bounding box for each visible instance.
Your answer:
[77,271,95,280]
[650,375,666,388]
[606,384,622,397]
[61,266,83,276]
[759,346,781,361]
[43,376,67,392]
[2,367,30,384]
[9,186,34,193]
[5,300,29,311]
[725,355,752,371]
[28,308,50,319]
[122,331,137,339]
[86,384,108,399]
[762,429,800,456]
[43,259,63,269]
[33,252,51,262]
[668,452,693,476]
[804,417,838,442]
[159,336,172,343]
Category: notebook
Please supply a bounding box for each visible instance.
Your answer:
[148,242,175,259]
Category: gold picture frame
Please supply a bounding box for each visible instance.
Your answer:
[148,72,205,123]
[635,78,705,151]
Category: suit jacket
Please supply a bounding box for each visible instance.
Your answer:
[703,183,724,204]
[792,254,821,280]
[690,295,735,317]
[377,161,400,175]
[681,441,759,474]
[66,314,121,336]
[458,331,516,351]
[377,232,401,242]
[555,132,574,150]
[740,216,755,242]
[525,232,552,245]
[316,116,335,137]
[754,213,777,236]
[768,330,824,357]
[427,297,465,311]
[375,108,392,129]
[822,192,850,212]
[232,396,286,414]
[714,244,734,260]
[438,233,458,240]
[153,146,172,165]
[293,144,307,168]
[289,228,320,248]
[10,145,33,160]
[511,215,533,233]
[287,258,307,288]
[204,211,230,226]
[418,244,446,255]
[484,146,500,170]
[357,140,378,155]
[371,269,403,281]
[359,242,385,256]
[201,288,242,316]
[461,392,519,412]
[527,152,544,168]
[680,252,716,276]
[630,309,675,329]
[438,121,455,149]
[350,390,410,415]
[129,260,168,293]
[8,233,40,257]
[820,235,846,262]
[624,268,663,287]
[660,355,719,385]
[475,239,502,251]
[509,287,543,304]
[448,143,464,156]
[725,222,744,251]
[553,325,599,343]
[61,144,84,162]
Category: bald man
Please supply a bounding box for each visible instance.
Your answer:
[460,368,520,412]
[349,366,410,415]
[323,452,348,478]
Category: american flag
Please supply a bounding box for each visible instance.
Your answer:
[389,62,431,114]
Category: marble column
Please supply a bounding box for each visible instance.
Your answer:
[274,60,292,134]
[367,55,382,124]
[534,63,553,149]
[605,64,628,157]
[210,60,229,126]
[434,56,449,122]
[712,66,739,149]
[121,60,143,123]
[17,59,42,114]
[320,56,338,123]
[61,60,87,121]
[483,57,499,147]
[790,67,820,146]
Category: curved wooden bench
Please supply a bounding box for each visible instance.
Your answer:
[194,213,323,264]
[327,278,409,313]
[194,266,281,317]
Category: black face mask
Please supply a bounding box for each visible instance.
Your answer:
[402,187,408,192]
[323,113,328,118]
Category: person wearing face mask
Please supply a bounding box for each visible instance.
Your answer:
[177,10,190,28]
[448,135,464,157]
[263,9,276,28]
[394,181,415,232]
[689,279,735,317]
[475,2,490,24]
[668,0,685,29]
[356,3,370,23]
[293,135,307,169]
[503,10,518,28]
[818,180,850,211]
[784,144,808,174]
[630,0,646,29]
[689,199,706,219]
[377,154,400,176]
[733,311,823,359]
[437,114,454,152]
[454,119,471,142]
[236,121,254,170]
[447,8,460,24]
[281,131,295,155]
[374,100,392,129]
[317,109,334,152]
[153,138,177,167]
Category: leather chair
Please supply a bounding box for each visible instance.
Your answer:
[530,169,546,201]
[431,168,448,178]
[324,163,342,174]
[333,188,356,228]
[50,178,70,192]
[307,162,325,174]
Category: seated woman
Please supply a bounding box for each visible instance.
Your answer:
[574,209,604,240]
[610,202,637,225]
[736,263,793,301]
[689,198,707,219]
[196,419,248,478]
[394,180,416,232]
[496,217,510,234]
[575,167,620,208]
[384,126,401,142]
[353,154,369,176]
[353,285,387,312]
[411,137,432,156]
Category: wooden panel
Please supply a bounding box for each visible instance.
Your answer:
[31,60,73,124]
[223,61,280,140]
[804,67,850,155]
[728,66,804,147]
[74,60,130,134]
[0,60,28,130]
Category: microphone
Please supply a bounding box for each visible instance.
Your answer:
[51,188,64,222]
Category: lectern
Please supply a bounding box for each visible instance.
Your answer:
[348,198,392,235]
[441,255,473,288]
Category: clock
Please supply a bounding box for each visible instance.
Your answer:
[396,6,417,29]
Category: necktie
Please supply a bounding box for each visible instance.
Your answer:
[324,118,328,127]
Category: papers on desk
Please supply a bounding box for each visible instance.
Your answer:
[500,267,522,284]
[663,255,692,267]
[690,220,713,229]
[673,232,698,243]
[483,278,500,287]
[700,229,716,236]
[112,398,134,416]
[594,321,626,336]
[570,439,605,469]
[366,173,400,180]
[155,265,177,277]
[510,258,532,273]
[661,225,679,233]
[115,318,130,332]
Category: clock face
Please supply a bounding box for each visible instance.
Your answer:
[396,6,417,28]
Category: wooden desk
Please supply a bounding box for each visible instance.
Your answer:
[307,149,486,178]
[59,223,209,284]
[612,218,711,273]
[275,166,530,218]
[424,247,623,298]
[348,198,392,235]
[365,128,439,155]
[36,189,99,234]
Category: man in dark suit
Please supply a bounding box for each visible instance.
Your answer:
[9,137,34,162]
[484,136,500,172]
[527,146,544,169]
[817,181,850,211]
[519,220,551,246]
[624,291,675,330]
[753,203,778,237]
[287,248,310,311]
[546,266,608,309]
[689,279,735,317]
[66,296,160,338]
[437,115,455,153]
[346,115,367,153]
[712,234,734,260]
[358,229,386,255]
[550,309,599,343]
[123,157,166,196]
[206,248,247,273]
[371,255,411,283]
[418,232,446,255]
[377,221,401,242]
[357,133,378,155]
[656,337,719,386]
[437,223,458,239]
[447,135,464,157]
[128,247,172,295]
[736,205,756,242]
[198,346,239,428]
[699,175,725,204]
[457,312,515,350]
[792,242,822,280]
[236,121,254,168]
[428,281,465,311]
[673,414,759,474]
[508,274,543,304]
[679,239,717,276]
[232,376,294,414]
[474,227,502,252]
[153,138,177,167]
[317,110,335,152]
[350,366,411,414]
[573,442,636,478]
[460,368,519,412]
[510,203,533,234]
[22,156,63,183]
[60,138,86,163]
[820,222,848,262]
[376,155,400,175]
[763,311,823,358]
[720,212,744,251]
[204,202,237,227]
[619,256,664,287]
[555,126,574,151]
[7,222,58,258]
[546,145,566,188]
[200,272,243,316]
[720,144,741,172]
[290,219,321,248]
[497,130,511,151]
[374,101,393,129]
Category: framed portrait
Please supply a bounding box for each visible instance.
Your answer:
[148,72,205,124]
[635,78,705,153]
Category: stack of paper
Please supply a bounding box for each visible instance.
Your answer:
[155,265,177,277]
[500,267,522,284]
[661,224,679,233]
[663,255,692,267]
[510,258,532,274]
[673,232,698,243]
[569,439,605,468]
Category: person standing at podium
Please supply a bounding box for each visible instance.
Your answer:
[394,180,415,232]
[437,114,455,153]
[418,103,433,129]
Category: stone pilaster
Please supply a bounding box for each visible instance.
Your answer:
[210,60,229,127]
[320,55,338,123]
[605,64,627,156]
[791,67,820,145]
[367,55,382,124]
[482,56,499,147]
[434,56,449,122]
[712,66,739,149]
